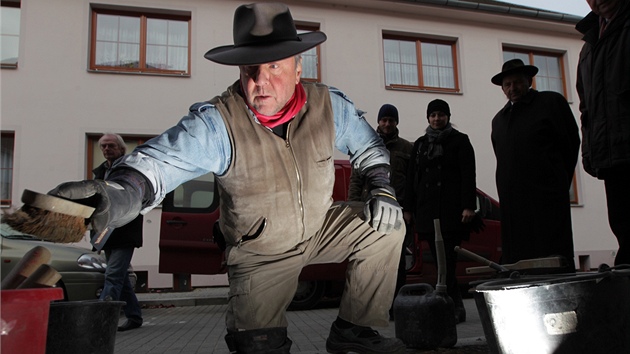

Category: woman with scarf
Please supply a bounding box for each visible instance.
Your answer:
[403,99,477,324]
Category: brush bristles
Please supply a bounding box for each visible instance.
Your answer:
[2,205,87,243]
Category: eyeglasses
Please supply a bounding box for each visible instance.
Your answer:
[100,143,118,150]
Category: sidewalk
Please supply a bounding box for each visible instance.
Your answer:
[114,287,489,353]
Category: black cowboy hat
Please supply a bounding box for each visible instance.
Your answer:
[491,58,539,85]
[204,3,327,66]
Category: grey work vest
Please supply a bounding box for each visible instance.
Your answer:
[212,81,335,255]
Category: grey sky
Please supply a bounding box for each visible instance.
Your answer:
[502,0,591,17]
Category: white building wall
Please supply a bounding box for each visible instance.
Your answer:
[1,0,617,288]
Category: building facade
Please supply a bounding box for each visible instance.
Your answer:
[1,0,613,288]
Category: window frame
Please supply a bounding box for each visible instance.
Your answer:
[1,0,21,69]
[296,23,322,83]
[86,134,155,178]
[383,33,460,93]
[89,5,192,76]
[1,131,15,206]
[569,173,579,205]
[502,47,568,97]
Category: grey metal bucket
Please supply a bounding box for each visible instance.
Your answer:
[473,267,630,354]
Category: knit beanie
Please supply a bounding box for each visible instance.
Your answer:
[426,99,451,118]
[377,104,399,124]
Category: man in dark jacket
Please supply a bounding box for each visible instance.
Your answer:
[490,59,580,270]
[576,0,630,266]
[348,103,412,319]
[94,133,143,331]
[349,104,412,204]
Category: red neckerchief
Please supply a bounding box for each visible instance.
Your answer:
[245,83,306,128]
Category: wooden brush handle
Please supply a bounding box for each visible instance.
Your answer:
[17,264,62,289]
[22,189,95,218]
[1,245,51,289]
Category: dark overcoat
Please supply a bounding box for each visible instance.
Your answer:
[576,1,630,178]
[491,89,579,264]
[404,128,477,240]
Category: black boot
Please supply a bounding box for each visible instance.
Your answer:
[450,289,466,324]
[454,305,467,324]
[326,318,406,354]
[225,327,292,354]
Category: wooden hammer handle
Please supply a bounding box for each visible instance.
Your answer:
[17,264,62,289]
[1,245,52,289]
[454,246,509,272]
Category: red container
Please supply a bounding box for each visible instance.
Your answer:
[1,288,64,354]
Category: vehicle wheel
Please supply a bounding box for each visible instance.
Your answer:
[288,280,326,311]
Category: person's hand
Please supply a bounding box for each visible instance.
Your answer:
[403,211,413,225]
[363,185,404,234]
[49,178,142,236]
[461,208,476,223]
[464,211,486,234]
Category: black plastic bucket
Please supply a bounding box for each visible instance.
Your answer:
[393,283,457,349]
[46,300,125,354]
[474,267,630,354]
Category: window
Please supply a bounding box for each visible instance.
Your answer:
[89,6,191,75]
[1,132,15,206]
[503,48,567,96]
[383,34,459,92]
[297,24,322,83]
[170,173,216,210]
[1,1,20,68]
[87,134,155,178]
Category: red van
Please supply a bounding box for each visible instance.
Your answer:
[159,160,502,310]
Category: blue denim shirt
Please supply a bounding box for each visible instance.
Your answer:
[115,85,389,212]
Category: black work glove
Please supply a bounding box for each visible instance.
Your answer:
[362,166,404,234]
[48,169,148,247]
[468,213,486,234]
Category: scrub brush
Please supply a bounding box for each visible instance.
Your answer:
[1,189,95,243]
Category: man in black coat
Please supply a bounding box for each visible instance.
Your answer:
[94,133,143,331]
[577,0,630,266]
[490,59,580,271]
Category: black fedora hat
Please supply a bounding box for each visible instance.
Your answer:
[204,3,327,66]
[491,58,539,85]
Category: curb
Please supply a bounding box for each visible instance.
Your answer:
[139,297,228,307]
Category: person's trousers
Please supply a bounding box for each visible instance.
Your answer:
[391,222,414,312]
[101,247,143,322]
[604,166,630,265]
[225,202,405,330]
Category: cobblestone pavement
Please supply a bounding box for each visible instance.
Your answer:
[114,288,489,353]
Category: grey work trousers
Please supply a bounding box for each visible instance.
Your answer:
[225,201,405,330]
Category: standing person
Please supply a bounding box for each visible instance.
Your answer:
[348,103,413,320]
[403,99,477,324]
[490,59,580,270]
[94,133,143,332]
[576,0,630,266]
[49,3,406,354]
